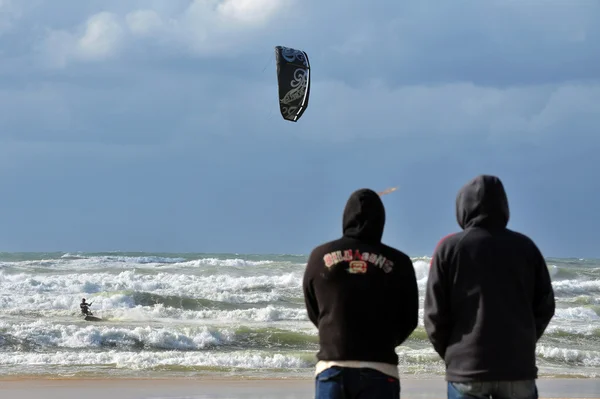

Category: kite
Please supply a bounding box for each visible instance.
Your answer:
[378,186,399,196]
[274,46,311,122]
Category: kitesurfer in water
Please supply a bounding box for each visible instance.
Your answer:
[80,298,93,316]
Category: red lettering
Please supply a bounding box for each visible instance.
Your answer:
[343,250,353,261]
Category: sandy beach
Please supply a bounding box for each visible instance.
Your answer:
[0,377,598,399]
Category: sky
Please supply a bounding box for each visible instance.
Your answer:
[0,0,599,258]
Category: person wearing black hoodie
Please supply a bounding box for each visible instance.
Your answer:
[424,175,555,399]
[303,188,419,399]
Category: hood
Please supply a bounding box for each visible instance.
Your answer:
[342,188,385,243]
[456,175,510,230]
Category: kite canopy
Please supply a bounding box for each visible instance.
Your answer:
[274,46,311,122]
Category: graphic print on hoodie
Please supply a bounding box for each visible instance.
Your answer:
[302,188,419,366]
[423,175,556,382]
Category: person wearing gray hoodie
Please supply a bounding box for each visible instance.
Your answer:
[424,175,555,399]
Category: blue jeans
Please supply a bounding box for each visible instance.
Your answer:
[315,366,400,399]
[448,380,538,399]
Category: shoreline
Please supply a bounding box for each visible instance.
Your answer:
[1,375,598,381]
[0,376,598,399]
[0,372,598,381]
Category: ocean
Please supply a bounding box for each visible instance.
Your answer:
[0,252,598,379]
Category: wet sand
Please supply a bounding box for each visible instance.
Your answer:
[0,377,598,399]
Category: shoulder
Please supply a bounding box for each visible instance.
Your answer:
[306,239,344,264]
[506,228,536,244]
[379,243,414,275]
[428,232,466,270]
[433,232,464,254]
[505,228,544,255]
[380,243,411,263]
